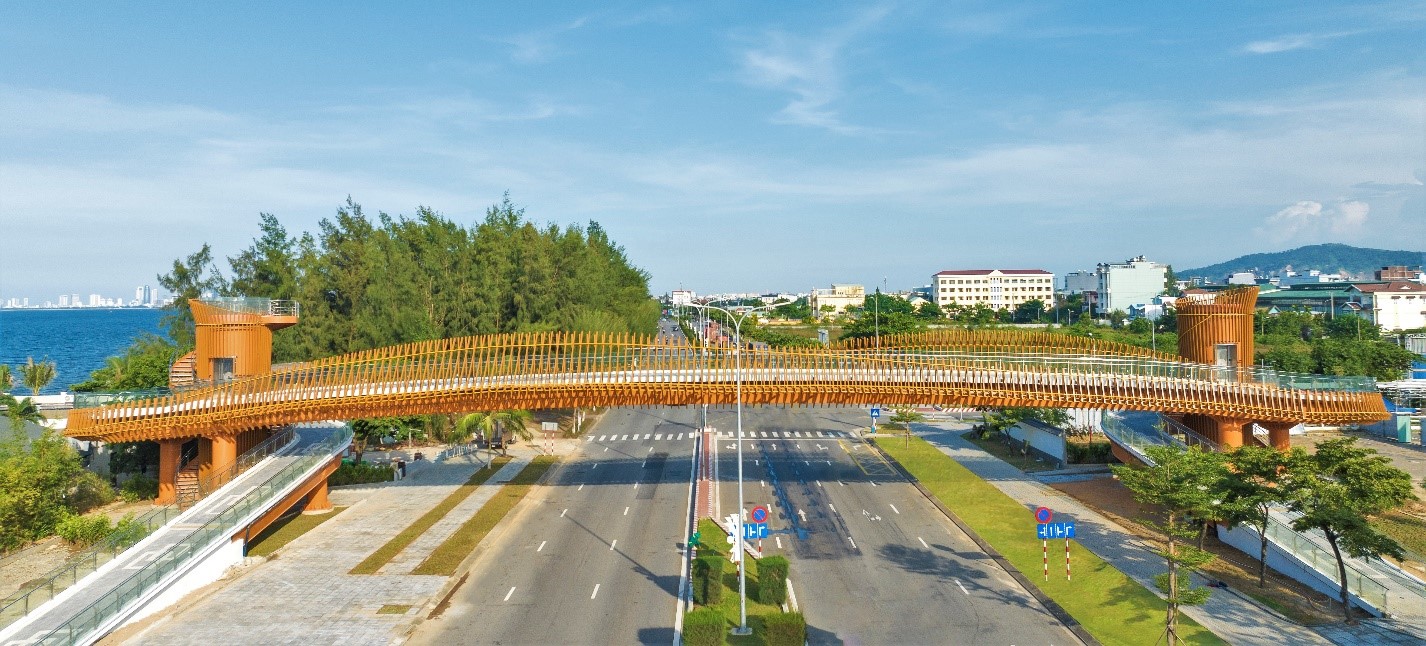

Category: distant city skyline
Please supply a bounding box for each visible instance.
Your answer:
[2,2,1422,298]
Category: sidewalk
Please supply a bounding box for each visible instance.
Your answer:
[915,422,1333,646]
[108,443,551,645]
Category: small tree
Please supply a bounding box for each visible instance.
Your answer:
[18,357,57,397]
[1112,446,1225,645]
[2,395,43,431]
[886,408,925,447]
[1287,437,1417,624]
[0,364,12,393]
[1223,445,1303,587]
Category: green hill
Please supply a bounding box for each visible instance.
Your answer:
[1180,243,1424,280]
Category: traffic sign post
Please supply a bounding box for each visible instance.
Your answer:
[870,407,880,432]
[1032,507,1073,581]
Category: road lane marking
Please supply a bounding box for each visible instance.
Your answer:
[537,541,546,552]
[760,480,766,487]
[603,447,609,452]
[578,484,584,491]
[775,536,783,549]
[804,460,809,465]
[816,480,823,487]
[847,536,858,550]
[621,435,629,441]
[955,580,969,595]
[871,481,878,486]
[504,587,516,601]
[561,508,568,517]
[624,506,630,515]
[889,503,900,514]
[797,509,807,522]
[838,481,845,486]
[828,504,836,513]
[634,482,639,489]
[597,435,606,441]
[644,434,652,440]
[918,537,929,548]
[677,433,684,440]
[649,446,654,453]
[586,436,594,442]
[655,434,663,440]
[610,540,617,550]
[592,583,601,599]
[593,463,599,468]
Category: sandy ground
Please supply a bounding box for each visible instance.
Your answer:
[0,499,154,596]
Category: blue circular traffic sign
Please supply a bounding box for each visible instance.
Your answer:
[1034,507,1053,523]
[751,505,768,523]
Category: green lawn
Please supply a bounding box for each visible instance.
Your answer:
[412,456,558,575]
[246,506,346,557]
[349,457,511,574]
[1375,510,1426,561]
[879,436,1225,646]
[693,518,789,646]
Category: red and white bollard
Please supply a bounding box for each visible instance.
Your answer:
[1042,540,1048,581]
[1066,539,1071,581]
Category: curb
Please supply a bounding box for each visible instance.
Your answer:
[866,440,1101,646]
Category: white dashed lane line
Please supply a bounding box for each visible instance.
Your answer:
[591,584,601,599]
[504,587,516,601]
[560,508,568,517]
[918,537,928,549]
[537,541,546,552]
[889,503,900,514]
[610,540,617,550]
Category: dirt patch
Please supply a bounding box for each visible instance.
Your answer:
[1051,477,1352,625]
[0,537,76,596]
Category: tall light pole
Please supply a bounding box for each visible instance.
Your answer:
[685,297,787,637]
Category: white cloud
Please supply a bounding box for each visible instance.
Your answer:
[496,16,590,64]
[1260,200,1371,240]
[736,7,892,134]
[1243,34,1317,54]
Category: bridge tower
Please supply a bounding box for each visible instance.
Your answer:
[156,298,306,505]
[1174,286,1290,449]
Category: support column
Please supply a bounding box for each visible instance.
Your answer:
[1213,417,1247,449]
[156,438,181,505]
[1260,421,1295,450]
[199,433,238,484]
[303,479,333,514]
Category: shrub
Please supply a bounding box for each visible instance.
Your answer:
[682,607,726,646]
[68,471,115,512]
[109,513,150,548]
[693,554,727,605]
[329,462,395,487]
[1067,440,1114,464]
[762,612,806,646]
[756,555,789,605]
[119,475,159,502]
[56,513,113,547]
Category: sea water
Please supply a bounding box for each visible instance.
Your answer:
[0,309,167,395]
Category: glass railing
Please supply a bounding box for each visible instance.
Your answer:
[1263,514,1390,612]
[198,297,299,317]
[1101,413,1185,463]
[72,389,172,410]
[35,426,351,645]
[177,428,296,508]
[0,428,299,632]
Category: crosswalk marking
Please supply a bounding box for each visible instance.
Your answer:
[655,433,663,440]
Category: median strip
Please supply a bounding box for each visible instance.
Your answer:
[412,456,558,575]
[349,457,512,575]
[877,436,1225,646]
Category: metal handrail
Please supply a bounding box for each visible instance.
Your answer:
[35,426,351,645]
[0,428,293,632]
[1262,513,1391,612]
[177,427,296,508]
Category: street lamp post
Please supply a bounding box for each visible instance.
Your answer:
[685,298,787,636]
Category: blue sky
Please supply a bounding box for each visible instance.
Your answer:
[2,1,1423,301]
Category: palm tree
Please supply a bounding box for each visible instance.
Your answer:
[2,394,43,430]
[0,364,11,393]
[18,357,57,397]
[455,410,534,456]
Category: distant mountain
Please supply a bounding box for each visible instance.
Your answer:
[1179,243,1425,281]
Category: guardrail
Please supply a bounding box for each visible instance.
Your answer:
[198,297,299,318]
[177,428,295,508]
[35,425,351,645]
[0,429,294,633]
[1262,513,1391,613]
[1101,413,1184,463]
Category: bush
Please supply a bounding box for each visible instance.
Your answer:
[119,475,159,502]
[68,471,115,512]
[109,513,149,548]
[56,513,113,547]
[682,607,726,646]
[692,554,727,605]
[329,461,395,487]
[757,555,789,605]
[762,612,806,646]
[1067,440,1114,464]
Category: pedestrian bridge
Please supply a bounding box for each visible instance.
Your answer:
[65,328,1388,446]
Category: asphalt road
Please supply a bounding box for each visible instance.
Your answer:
[711,406,1081,646]
[409,408,699,646]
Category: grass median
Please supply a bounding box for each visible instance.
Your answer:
[413,455,558,576]
[692,518,786,646]
[349,457,512,575]
[879,436,1224,646]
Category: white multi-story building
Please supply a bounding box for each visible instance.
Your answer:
[1096,256,1168,314]
[58,294,70,307]
[670,290,695,307]
[932,269,1055,311]
[1357,281,1426,332]
[809,284,865,316]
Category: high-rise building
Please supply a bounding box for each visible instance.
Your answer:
[147,286,160,307]
[88,294,102,307]
[1096,256,1169,314]
[932,269,1055,312]
[59,294,70,307]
